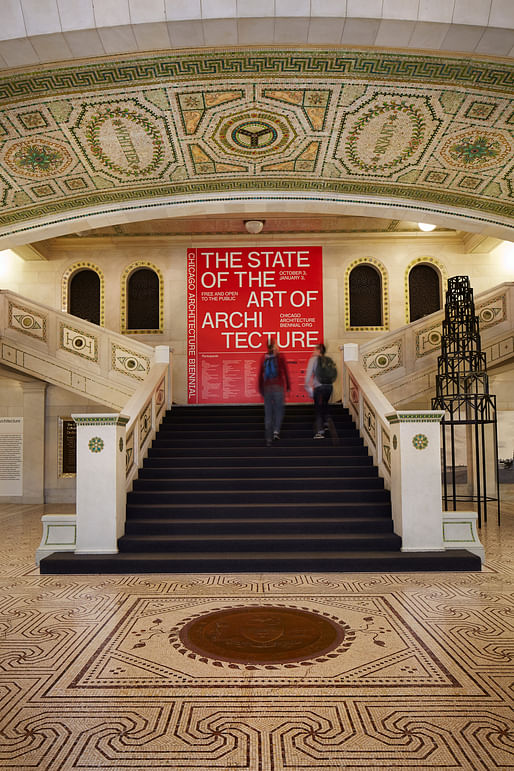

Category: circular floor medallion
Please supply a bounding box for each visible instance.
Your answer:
[178,605,351,666]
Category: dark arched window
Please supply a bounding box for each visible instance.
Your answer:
[409,264,441,322]
[127,268,160,330]
[69,269,100,325]
[349,264,382,327]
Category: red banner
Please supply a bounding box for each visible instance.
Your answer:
[187,246,323,404]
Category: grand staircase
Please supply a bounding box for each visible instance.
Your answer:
[40,404,481,573]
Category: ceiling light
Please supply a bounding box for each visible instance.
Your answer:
[418,222,436,232]
[245,220,264,234]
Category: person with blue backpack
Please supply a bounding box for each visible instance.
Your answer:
[258,338,291,446]
[305,342,337,439]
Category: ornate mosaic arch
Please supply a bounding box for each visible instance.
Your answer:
[404,257,448,324]
[344,257,389,332]
[61,262,105,326]
[0,49,513,243]
[120,261,164,335]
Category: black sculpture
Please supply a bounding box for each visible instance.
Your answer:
[431,276,500,527]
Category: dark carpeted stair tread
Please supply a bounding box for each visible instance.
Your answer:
[139,465,378,478]
[124,516,395,533]
[132,477,384,491]
[125,502,394,518]
[118,536,402,553]
[144,456,374,468]
[126,490,391,504]
[40,549,482,573]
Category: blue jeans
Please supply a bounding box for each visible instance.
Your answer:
[313,384,332,433]
[263,385,285,442]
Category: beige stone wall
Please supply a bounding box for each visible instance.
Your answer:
[0,368,114,504]
[2,232,514,404]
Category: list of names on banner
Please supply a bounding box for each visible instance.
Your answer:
[187,246,323,404]
[0,417,23,496]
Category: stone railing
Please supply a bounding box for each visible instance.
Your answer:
[37,347,171,561]
[360,282,514,408]
[341,344,484,561]
[0,289,156,409]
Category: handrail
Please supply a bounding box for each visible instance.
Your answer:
[124,347,171,489]
[341,343,445,552]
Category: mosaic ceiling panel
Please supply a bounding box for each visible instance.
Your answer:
[0,49,513,238]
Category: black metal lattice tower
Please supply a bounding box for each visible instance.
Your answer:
[431,276,500,527]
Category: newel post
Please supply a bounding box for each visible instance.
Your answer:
[73,414,129,554]
[386,411,445,551]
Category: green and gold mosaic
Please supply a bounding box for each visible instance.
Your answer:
[0,49,512,237]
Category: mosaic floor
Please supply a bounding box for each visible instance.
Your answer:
[0,497,513,770]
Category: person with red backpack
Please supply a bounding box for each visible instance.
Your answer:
[305,343,337,439]
[258,339,291,446]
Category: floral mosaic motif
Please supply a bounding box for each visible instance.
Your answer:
[14,144,62,172]
[88,436,104,453]
[450,136,501,165]
[440,129,511,171]
[412,433,429,450]
[4,138,74,179]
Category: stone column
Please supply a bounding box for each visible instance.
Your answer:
[73,414,128,554]
[386,410,445,551]
[21,380,47,503]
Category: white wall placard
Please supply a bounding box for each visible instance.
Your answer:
[0,417,23,496]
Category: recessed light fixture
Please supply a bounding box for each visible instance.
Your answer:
[418,222,437,232]
[245,220,264,234]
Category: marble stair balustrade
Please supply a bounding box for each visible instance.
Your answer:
[359,281,514,408]
[0,289,156,409]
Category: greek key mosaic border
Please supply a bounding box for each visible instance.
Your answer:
[1,50,513,105]
[387,412,444,424]
[73,416,129,426]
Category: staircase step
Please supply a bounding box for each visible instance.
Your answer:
[124,516,395,535]
[147,445,368,458]
[40,549,482,574]
[126,488,391,504]
[139,464,378,479]
[132,476,384,491]
[125,501,393,518]
[117,532,402,553]
[143,455,373,468]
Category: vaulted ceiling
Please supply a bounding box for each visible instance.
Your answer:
[0,2,513,247]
